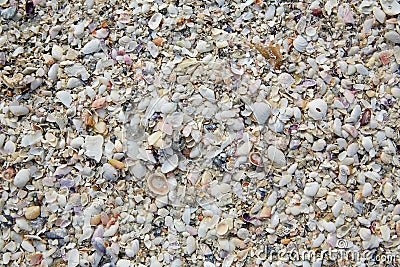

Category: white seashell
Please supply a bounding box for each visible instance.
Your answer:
[265,5,276,20]
[359,228,371,240]
[81,39,101,54]
[252,102,271,124]
[359,0,374,14]
[148,13,163,30]
[293,35,308,52]
[383,183,393,198]
[67,77,82,89]
[74,22,85,38]
[385,30,400,44]
[391,87,400,98]
[186,235,196,255]
[373,7,386,23]
[305,26,317,37]
[148,131,162,146]
[161,154,179,173]
[198,85,216,102]
[347,142,359,156]
[380,0,400,15]
[14,169,31,188]
[52,45,64,61]
[312,139,326,152]
[361,136,373,151]
[278,73,295,87]
[147,173,169,195]
[56,91,72,107]
[307,99,327,120]
[83,135,104,162]
[70,137,84,149]
[103,163,118,181]
[67,249,79,267]
[325,0,338,15]
[362,183,373,197]
[304,182,320,197]
[4,140,16,154]
[337,224,352,238]
[267,146,286,167]
[332,200,343,217]
[216,220,229,236]
[9,105,29,116]
[48,63,59,81]
[116,259,131,267]
[380,225,390,241]
[147,41,159,58]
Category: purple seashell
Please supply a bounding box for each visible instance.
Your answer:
[60,178,74,188]
[0,52,6,65]
[26,0,35,15]
[289,139,301,149]
[123,54,133,64]
[54,165,72,178]
[73,206,82,215]
[88,22,97,33]
[302,79,316,87]
[91,225,104,243]
[92,237,106,255]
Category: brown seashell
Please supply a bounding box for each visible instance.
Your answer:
[90,214,101,226]
[147,173,169,195]
[82,110,94,127]
[152,37,165,47]
[91,97,106,109]
[108,159,125,169]
[249,151,263,167]
[360,108,371,126]
[281,238,291,245]
[28,253,43,266]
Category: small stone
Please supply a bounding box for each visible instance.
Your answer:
[24,206,40,220]
[116,259,132,267]
[304,182,320,197]
[14,169,31,188]
[52,45,64,61]
[56,91,72,107]
[81,39,101,54]
[9,105,29,116]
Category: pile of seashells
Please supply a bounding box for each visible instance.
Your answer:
[1,0,400,266]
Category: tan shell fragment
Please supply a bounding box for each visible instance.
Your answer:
[147,173,169,195]
[108,159,125,169]
[216,220,229,236]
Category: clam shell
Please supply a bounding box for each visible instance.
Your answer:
[373,7,386,23]
[293,35,308,52]
[148,13,163,30]
[380,0,400,16]
[147,173,169,195]
[216,220,229,236]
[249,151,263,167]
[307,99,327,120]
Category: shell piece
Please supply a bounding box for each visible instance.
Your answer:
[67,249,80,267]
[373,7,386,23]
[380,0,400,15]
[81,39,101,54]
[293,35,308,52]
[149,13,163,30]
[56,91,72,107]
[385,30,400,43]
[9,105,29,116]
[147,173,169,195]
[307,99,327,120]
[249,151,263,166]
[267,146,286,167]
[252,102,271,124]
[161,154,179,173]
[83,135,104,162]
[14,169,31,188]
[216,220,229,236]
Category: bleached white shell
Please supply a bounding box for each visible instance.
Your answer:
[359,228,371,240]
[304,182,320,197]
[48,63,59,81]
[312,139,326,152]
[186,236,196,255]
[216,220,229,236]
[81,39,101,54]
[362,183,373,197]
[373,7,386,23]
[147,173,169,195]
[252,102,271,124]
[267,146,286,167]
[293,35,308,52]
[83,135,104,162]
[9,105,29,116]
[149,13,163,30]
[385,30,400,44]
[67,249,79,267]
[161,154,179,173]
[361,137,373,151]
[56,90,72,107]
[380,0,400,15]
[307,99,327,120]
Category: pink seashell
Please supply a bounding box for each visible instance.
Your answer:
[123,54,133,64]
[379,51,392,65]
[93,28,109,39]
[342,6,355,24]
[91,97,106,109]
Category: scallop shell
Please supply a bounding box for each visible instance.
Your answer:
[293,35,308,52]
[380,0,400,16]
[147,173,169,195]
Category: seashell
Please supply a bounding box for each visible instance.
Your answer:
[9,105,29,116]
[249,151,263,167]
[278,73,295,87]
[359,0,374,14]
[293,35,308,52]
[360,109,371,126]
[147,173,169,195]
[152,37,165,47]
[380,0,400,15]
[81,39,101,54]
[103,163,118,181]
[147,41,159,58]
[305,26,317,37]
[186,236,196,255]
[83,135,104,162]
[337,224,352,238]
[108,159,125,169]
[216,220,229,236]
[24,206,40,220]
[391,87,400,98]
[149,13,163,30]
[52,45,64,61]
[67,249,80,267]
[14,169,31,188]
[347,142,359,156]
[91,97,106,109]
[93,28,109,39]
[373,7,386,23]
[267,146,286,167]
[385,30,400,44]
[359,228,371,240]
[252,102,271,124]
[48,63,59,81]
[2,167,16,181]
[307,99,327,120]
[94,121,107,134]
[304,182,320,197]
[383,182,393,198]
[56,91,72,107]
[311,139,326,152]
[341,5,355,24]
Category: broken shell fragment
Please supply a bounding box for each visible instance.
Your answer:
[307,99,328,120]
[249,151,263,167]
[147,173,169,195]
[216,220,229,236]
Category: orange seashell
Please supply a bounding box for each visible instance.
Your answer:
[281,238,291,245]
[28,253,43,266]
[152,37,165,47]
[108,159,125,169]
[91,97,106,109]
